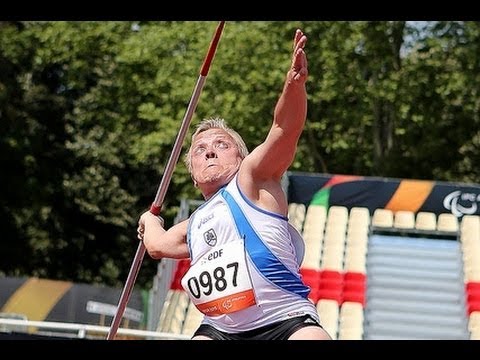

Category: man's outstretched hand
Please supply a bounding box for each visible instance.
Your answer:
[290,29,308,83]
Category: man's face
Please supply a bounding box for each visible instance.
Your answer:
[190,129,242,193]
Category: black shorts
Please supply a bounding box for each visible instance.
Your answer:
[192,314,323,340]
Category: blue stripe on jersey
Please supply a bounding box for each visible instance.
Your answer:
[221,189,309,299]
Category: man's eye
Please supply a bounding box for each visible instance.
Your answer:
[216,141,229,149]
[193,147,205,155]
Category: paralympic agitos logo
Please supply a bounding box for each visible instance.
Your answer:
[443,190,480,217]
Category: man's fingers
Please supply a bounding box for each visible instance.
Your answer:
[137,225,144,240]
[294,29,303,48]
[296,35,307,52]
[293,30,306,50]
[292,35,307,69]
[293,30,300,48]
[292,48,306,70]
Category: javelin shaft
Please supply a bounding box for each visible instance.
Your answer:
[106,21,225,340]
[151,20,225,214]
[150,76,206,212]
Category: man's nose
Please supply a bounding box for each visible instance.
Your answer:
[205,148,218,158]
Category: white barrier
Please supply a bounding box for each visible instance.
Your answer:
[0,318,190,340]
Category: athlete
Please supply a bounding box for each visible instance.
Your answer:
[137,29,332,340]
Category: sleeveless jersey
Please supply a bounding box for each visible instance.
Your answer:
[180,174,319,333]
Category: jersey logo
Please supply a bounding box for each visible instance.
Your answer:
[204,228,217,246]
[197,213,214,229]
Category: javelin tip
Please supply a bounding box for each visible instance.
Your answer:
[200,21,226,76]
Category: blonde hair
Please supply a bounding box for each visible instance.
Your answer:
[184,117,249,173]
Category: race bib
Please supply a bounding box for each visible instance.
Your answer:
[181,241,256,316]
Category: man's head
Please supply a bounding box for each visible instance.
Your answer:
[185,118,249,197]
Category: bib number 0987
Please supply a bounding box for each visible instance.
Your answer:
[186,262,239,299]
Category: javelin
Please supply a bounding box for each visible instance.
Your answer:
[106,21,226,340]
